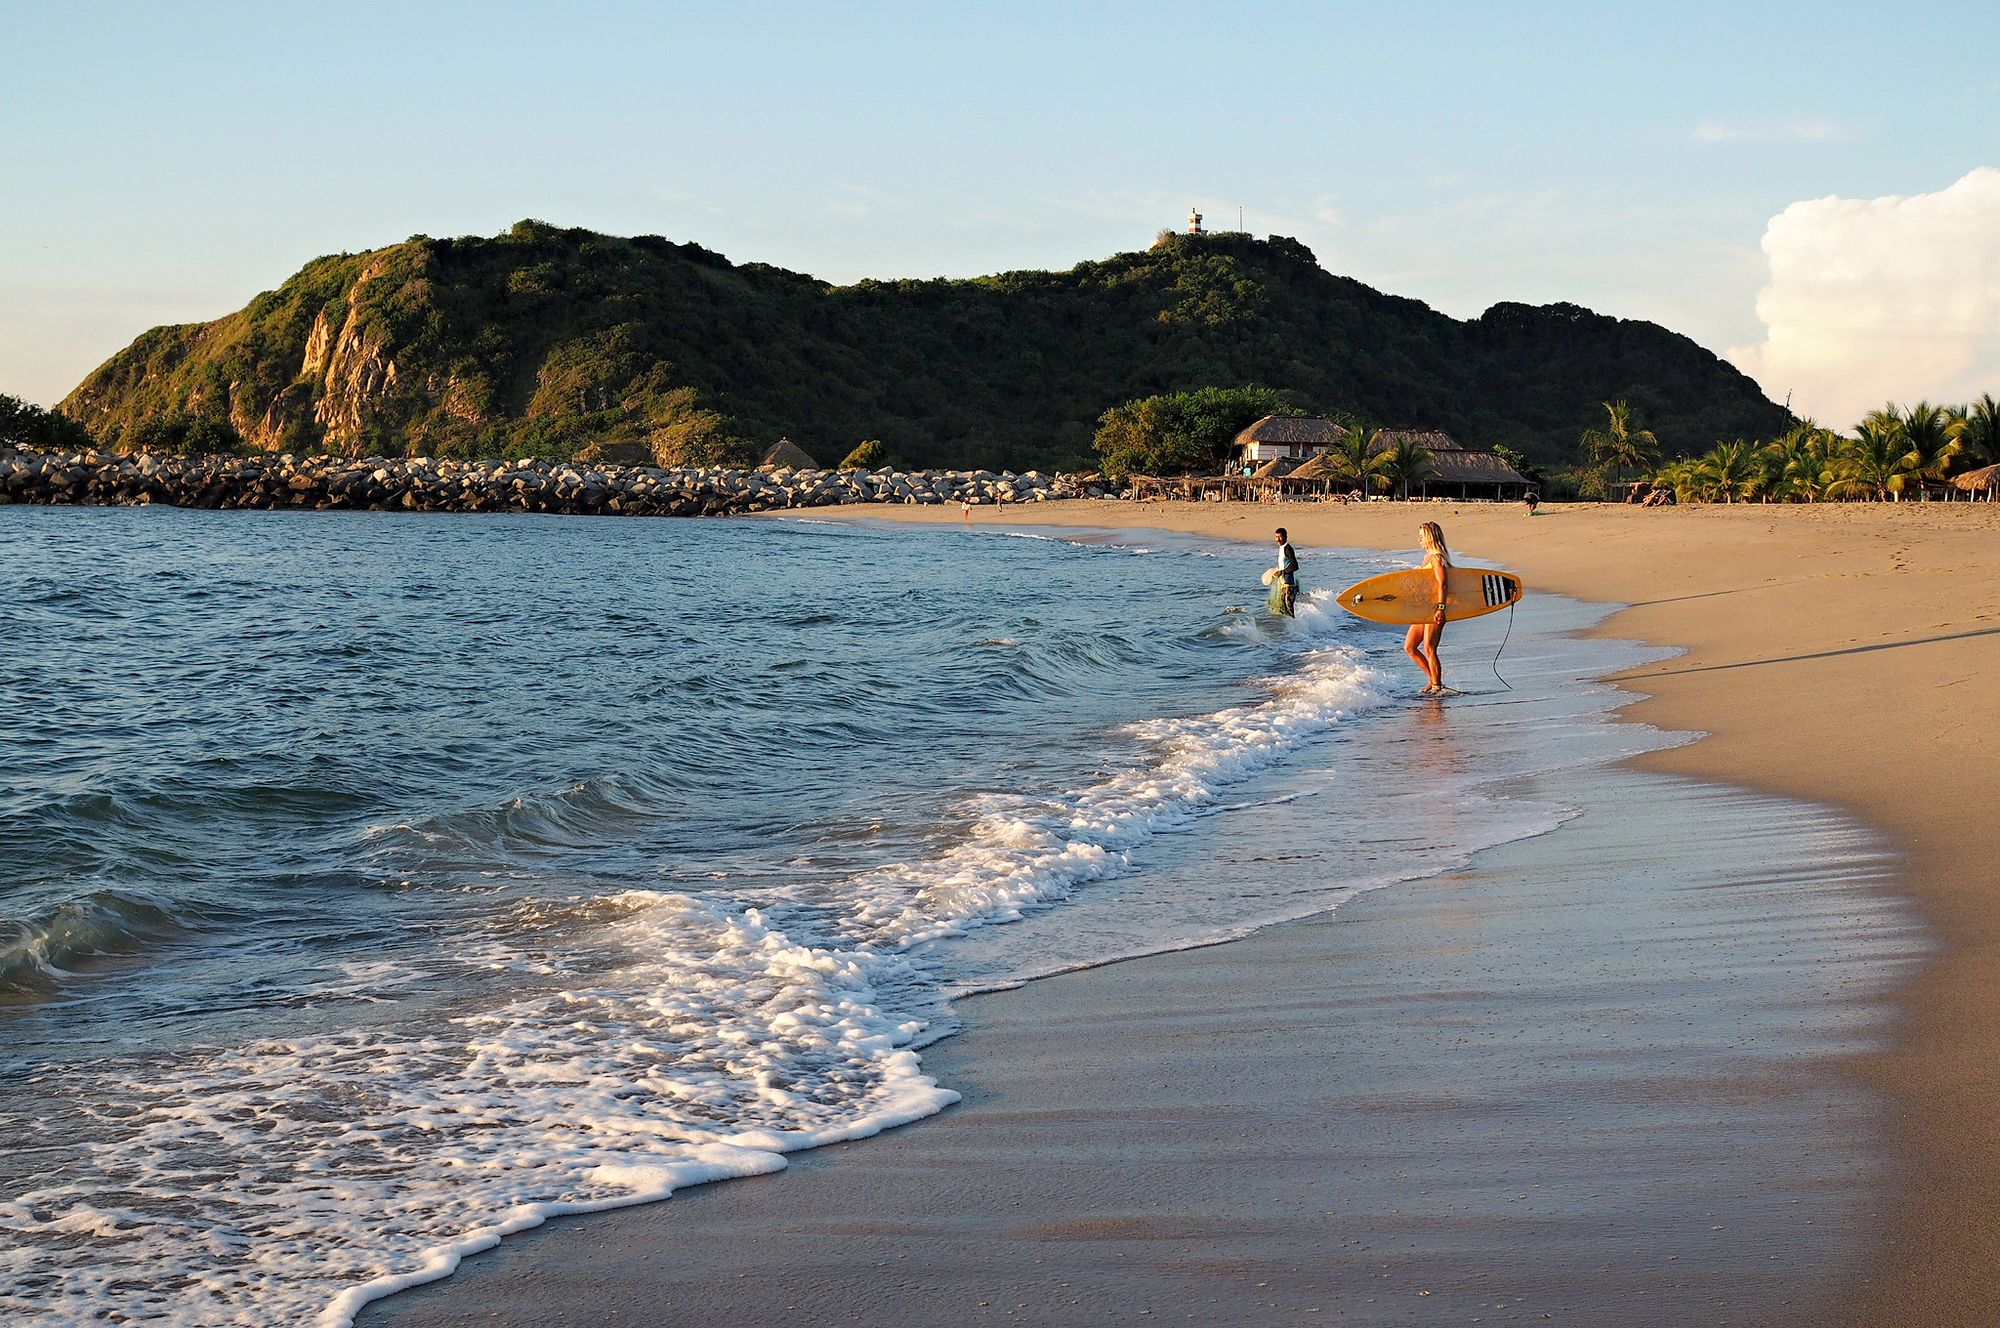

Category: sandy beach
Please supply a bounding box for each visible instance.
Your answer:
[358,499,2000,1326]
[838,498,2000,1324]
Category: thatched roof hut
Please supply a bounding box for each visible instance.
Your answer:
[1286,454,1345,482]
[1376,428,1466,453]
[1218,416,1530,498]
[1237,415,1350,447]
[1229,415,1349,466]
[759,437,819,470]
[1952,462,2000,494]
[1428,450,1530,488]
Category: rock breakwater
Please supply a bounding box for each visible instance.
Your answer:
[0,449,1110,517]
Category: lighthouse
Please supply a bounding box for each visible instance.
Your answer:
[1187,205,1204,235]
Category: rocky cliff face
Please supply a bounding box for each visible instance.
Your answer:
[302,257,423,452]
[59,221,1791,469]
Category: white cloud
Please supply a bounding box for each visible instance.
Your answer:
[1695,118,1846,143]
[1727,167,2000,428]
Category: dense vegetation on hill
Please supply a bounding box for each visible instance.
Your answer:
[59,222,1789,470]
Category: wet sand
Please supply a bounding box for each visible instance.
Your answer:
[360,500,1977,1326]
[365,764,1912,1327]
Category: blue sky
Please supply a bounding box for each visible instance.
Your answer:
[5,0,1997,420]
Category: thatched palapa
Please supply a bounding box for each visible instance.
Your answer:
[1952,463,2000,496]
[1427,450,1530,487]
[1234,420,1528,498]
[1286,454,1343,482]
[1376,428,1466,453]
[1229,415,1350,467]
[759,438,819,470]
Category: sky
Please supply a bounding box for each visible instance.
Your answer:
[4,0,1997,428]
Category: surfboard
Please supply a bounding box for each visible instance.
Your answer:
[1335,567,1522,624]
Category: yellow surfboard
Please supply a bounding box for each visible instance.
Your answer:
[1335,567,1523,625]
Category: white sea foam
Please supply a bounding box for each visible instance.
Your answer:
[836,640,1383,948]
[1,894,959,1327]
[993,529,1155,554]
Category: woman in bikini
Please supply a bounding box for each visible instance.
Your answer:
[1404,521,1450,694]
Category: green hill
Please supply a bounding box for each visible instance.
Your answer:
[60,220,1788,470]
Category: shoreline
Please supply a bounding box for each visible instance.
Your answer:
[363,661,1914,1327]
[813,499,2000,1323]
[355,501,1967,1326]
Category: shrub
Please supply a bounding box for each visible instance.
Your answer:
[840,439,890,469]
[124,412,246,456]
[0,393,94,451]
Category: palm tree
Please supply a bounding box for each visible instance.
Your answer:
[1651,457,1705,503]
[1830,420,1913,501]
[1325,426,1390,497]
[1755,445,1785,501]
[1379,434,1438,500]
[1873,401,1961,497]
[1772,422,1838,502]
[1701,439,1763,503]
[1581,400,1661,485]
[1949,394,2000,467]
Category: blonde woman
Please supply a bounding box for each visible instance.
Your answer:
[1404,522,1450,693]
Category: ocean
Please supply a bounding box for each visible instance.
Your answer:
[0,505,1815,1324]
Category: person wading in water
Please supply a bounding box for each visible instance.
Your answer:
[1271,528,1299,617]
[1404,521,1451,693]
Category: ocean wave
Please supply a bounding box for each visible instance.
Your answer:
[831,643,1385,949]
[366,768,705,858]
[0,514,1464,1326]
[0,889,191,995]
[994,530,1156,555]
[2,630,1389,1327]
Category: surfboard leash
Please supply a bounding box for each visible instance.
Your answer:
[1490,602,1516,692]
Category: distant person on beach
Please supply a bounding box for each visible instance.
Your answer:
[1405,521,1450,694]
[1272,527,1298,617]
[1524,490,1539,514]
[961,498,972,525]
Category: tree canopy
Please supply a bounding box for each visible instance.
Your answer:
[1325,426,1391,494]
[839,439,891,469]
[0,393,93,451]
[1580,399,1661,479]
[1647,397,1999,503]
[125,413,247,456]
[1092,386,1290,480]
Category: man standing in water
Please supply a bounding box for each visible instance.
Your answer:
[1272,528,1299,617]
